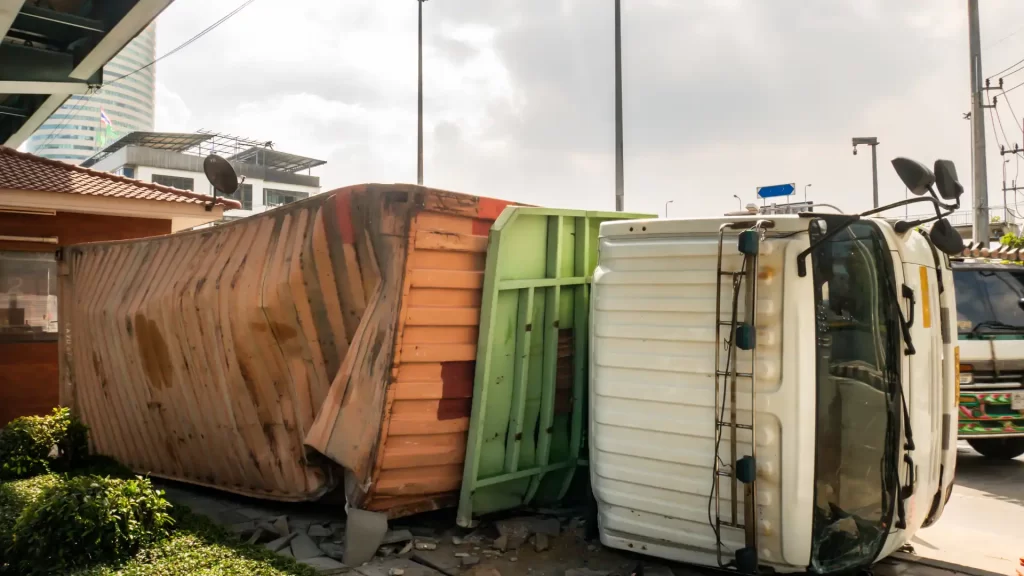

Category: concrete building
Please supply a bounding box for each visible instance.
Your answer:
[82,131,325,220]
[24,24,156,164]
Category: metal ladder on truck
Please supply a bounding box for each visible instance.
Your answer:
[712,221,771,574]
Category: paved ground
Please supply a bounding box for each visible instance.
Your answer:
[913,442,1024,575]
[158,442,1024,576]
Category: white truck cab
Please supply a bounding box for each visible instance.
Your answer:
[589,158,963,574]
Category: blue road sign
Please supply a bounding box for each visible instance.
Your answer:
[756,183,796,199]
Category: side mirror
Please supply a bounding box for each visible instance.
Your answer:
[892,158,935,196]
[1017,297,1024,313]
[929,218,965,256]
[203,154,239,197]
[934,159,964,201]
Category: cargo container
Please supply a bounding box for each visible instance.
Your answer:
[59,184,514,514]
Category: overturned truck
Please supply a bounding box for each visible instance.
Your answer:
[58,183,642,520]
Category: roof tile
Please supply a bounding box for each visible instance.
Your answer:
[0,146,242,209]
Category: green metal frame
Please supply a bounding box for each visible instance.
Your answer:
[456,207,652,526]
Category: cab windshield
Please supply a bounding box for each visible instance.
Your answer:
[954,267,1024,339]
[809,221,899,573]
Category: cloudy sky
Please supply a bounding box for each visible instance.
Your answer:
[153,0,1024,218]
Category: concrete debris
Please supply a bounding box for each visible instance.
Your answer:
[389,569,405,576]
[301,555,350,574]
[320,542,347,560]
[414,541,438,551]
[492,535,508,552]
[292,531,325,561]
[279,546,294,559]
[509,557,518,563]
[309,524,335,539]
[532,533,549,553]
[460,555,481,567]
[399,541,415,555]
[383,529,415,545]
[379,546,400,558]
[345,508,389,568]
[246,529,264,545]
[411,550,461,576]
[227,520,258,534]
[264,532,298,553]
[454,553,470,558]
[451,535,464,546]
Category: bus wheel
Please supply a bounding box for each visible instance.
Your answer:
[967,437,1024,460]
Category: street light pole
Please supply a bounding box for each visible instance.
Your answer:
[732,195,742,210]
[804,183,812,202]
[417,0,426,186]
[664,199,673,218]
[614,0,624,211]
[852,137,879,208]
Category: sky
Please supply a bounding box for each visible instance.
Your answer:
[153,0,1024,219]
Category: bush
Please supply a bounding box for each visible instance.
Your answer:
[0,407,90,480]
[5,475,173,574]
[0,474,62,563]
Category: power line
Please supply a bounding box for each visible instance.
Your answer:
[988,56,1024,80]
[1005,77,1024,96]
[38,0,259,151]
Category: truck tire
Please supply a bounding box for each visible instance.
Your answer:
[967,437,1024,460]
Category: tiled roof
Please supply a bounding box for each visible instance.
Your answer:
[0,146,242,209]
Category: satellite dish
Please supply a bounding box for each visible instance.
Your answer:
[203,154,238,197]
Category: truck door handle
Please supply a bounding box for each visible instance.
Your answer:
[902,284,915,328]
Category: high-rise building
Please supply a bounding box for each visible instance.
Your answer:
[25,25,156,164]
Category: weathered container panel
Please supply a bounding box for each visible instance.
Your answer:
[61,184,517,511]
[305,192,513,516]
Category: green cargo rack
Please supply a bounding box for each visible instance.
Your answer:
[456,207,652,526]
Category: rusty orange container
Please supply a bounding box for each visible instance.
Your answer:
[59,184,514,516]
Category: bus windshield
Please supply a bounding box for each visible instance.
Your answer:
[809,221,899,573]
[954,267,1024,338]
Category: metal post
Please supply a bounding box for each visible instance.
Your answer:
[664,199,673,218]
[969,0,990,243]
[804,184,811,202]
[871,142,879,209]
[417,0,425,186]
[614,0,624,211]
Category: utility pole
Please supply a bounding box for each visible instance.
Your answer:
[852,137,879,208]
[417,0,426,186]
[969,0,990,243]
[614,0,624,211]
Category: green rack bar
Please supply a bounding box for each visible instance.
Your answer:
[456,207,652,526]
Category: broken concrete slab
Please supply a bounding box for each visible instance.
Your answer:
[309,524,335,539]
[292,531,325,561]
[228,520,258,534]
[279,546,294,559]
[272,515,290,536]
[532,533,549,553]
[320,542,346,561]
[389,569,405,576]
[414,541,438,551]
[345,508,389,567]
[460,555,480,568]
[492,535,508,552]
[300,555,349,574]
[398,541,414,555]
[411,550,461,576]
[246,529,264,545]
[264,532,298,553]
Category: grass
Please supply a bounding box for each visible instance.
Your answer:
[0,457,317,576]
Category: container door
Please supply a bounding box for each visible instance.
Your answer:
[456,208,651,526]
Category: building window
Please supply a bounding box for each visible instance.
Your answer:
[239,184,253,210]
[121,166,136,179]
[152,174,194,191]
[1,251,58,341]
[264,188,309,208]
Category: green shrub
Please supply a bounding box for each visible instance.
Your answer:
[5,475,173,574]
[0,407,90,480]
[0,474,62,563]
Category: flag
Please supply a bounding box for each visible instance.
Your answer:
[96,108,118,148]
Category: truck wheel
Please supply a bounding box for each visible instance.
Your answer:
[967,437,1024,460]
